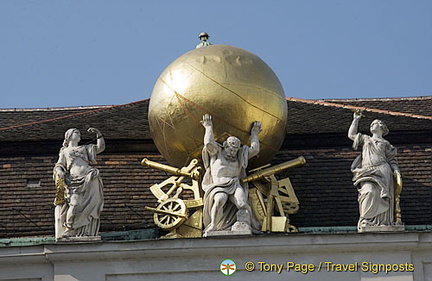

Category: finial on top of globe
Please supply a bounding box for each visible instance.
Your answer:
[196,32,211,48]
[148,34,288,168]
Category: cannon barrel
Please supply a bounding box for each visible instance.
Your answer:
[141,158,195,178]
[242,156,306,183]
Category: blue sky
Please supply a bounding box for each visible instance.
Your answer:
[1,0,431,108]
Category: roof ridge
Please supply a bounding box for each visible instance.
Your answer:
[286,97,432,120]
[0,99,149,132]
[0,105,113,112]
[321,96,432,102]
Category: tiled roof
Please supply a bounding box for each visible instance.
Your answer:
[0,96,430,143]
[286,96,431,135]
[0,100,151,142]
[322,96,432,117]
[0,106,105,128]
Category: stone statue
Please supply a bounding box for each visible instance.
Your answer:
[53,128,105,240]
[196,32,212,49]
[348,112,403,232]
[201,114,261,236]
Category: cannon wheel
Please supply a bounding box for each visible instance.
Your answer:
[154,198,187,231]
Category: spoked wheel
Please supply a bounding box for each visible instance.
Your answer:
[153,198,188,230]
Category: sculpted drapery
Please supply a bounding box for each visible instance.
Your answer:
[54,128,105,239]
[348,114,401,231]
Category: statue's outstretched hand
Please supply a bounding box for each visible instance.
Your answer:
[251,121,262,136]
[87,127,102,136]
[353,110,363,120]
[201,114,213,128]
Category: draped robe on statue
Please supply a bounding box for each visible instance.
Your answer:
[351,133,398,229]
[54,144,104,238]
[202,145,260,233]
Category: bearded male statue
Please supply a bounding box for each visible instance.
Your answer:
[201,114,261,236]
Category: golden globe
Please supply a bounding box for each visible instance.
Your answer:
[148,44,287,168]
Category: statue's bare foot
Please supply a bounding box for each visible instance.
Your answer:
[203,223,216,237]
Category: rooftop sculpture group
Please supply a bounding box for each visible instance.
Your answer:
[51,33,404,241]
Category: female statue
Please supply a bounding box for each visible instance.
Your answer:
[348,112,402,231]
[53,128,105,239]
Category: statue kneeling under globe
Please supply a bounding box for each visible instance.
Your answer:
[201,114,261,236]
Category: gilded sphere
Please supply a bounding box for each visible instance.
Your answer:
[149,44,287,168]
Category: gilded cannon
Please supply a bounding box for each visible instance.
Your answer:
[245,156,306,232]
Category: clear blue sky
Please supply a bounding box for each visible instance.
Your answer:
[1,0,431,108]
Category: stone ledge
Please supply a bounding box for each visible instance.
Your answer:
[0,231,431,281]
[359,225,405,233]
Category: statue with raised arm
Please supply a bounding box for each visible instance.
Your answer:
[53,128,105,240]
[348,112,403,232]
[201,114,261,236]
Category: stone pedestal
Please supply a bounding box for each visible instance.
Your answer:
[56,236,102,242]
[204,229,252,237]
[358,225,405,233]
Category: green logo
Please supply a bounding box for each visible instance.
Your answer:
[220,259,237,276]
